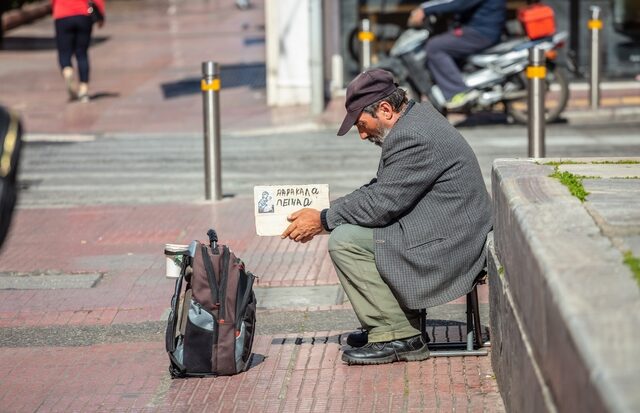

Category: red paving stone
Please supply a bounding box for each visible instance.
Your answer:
[158,333,502,412]
[1,2,499,410]
[0,318,501,412]
[0,198,488,329]
[0,198,336,281]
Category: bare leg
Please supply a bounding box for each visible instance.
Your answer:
[77,82,89,102]
[62,66,77,99]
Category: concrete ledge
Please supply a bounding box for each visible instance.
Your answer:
[490,158,640,413]
[563,107,640,125]
[488,239,555,413]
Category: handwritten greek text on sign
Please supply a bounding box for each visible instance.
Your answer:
[254,184,330,236]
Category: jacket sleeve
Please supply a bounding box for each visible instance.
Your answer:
[420,0,483,15]
[325,131,442,229]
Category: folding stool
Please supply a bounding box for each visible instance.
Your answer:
[420,270,489,357]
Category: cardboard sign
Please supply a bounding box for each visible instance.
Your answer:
[254,184,330,236]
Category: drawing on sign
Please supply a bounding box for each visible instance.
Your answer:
[253,184,330,236]
[257,190,274,214]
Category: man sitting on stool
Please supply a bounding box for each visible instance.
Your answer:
[282,69,492,365]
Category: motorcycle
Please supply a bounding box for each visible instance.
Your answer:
[373,20,570,123]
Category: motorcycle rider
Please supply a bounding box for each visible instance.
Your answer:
[408,0,506,110]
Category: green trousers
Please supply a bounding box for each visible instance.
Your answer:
[328,224,421,342]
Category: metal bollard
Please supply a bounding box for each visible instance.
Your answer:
[527,47,546,158]
[588,5,602,110]
[201,61,223,201]
[359,19,374,70]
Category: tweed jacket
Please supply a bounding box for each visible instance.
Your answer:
[325,101,492,309]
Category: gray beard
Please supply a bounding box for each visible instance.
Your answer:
[366,126,390,147]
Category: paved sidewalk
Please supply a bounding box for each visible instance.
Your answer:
[0,198,499,412]
[9,0,640,411]
[1,334,500,413]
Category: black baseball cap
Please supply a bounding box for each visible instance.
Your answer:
[337,68,398,136]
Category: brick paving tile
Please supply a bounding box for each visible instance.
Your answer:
[1,200,489,325]
[0,200,339,291]
[0,200,360,331]
[0,332,503,412]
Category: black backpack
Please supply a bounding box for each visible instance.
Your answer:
[166,229,257,377]
[0,106,23,249]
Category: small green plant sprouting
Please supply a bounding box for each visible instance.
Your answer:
[543,160,639,167]
[591,160,640,165]
[549,167,597,202]
[543,160,587,167]
[623,251,640,288]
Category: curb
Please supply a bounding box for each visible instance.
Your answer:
[490,158,640,413]
[21,104,640,143]
[562,106,640,125]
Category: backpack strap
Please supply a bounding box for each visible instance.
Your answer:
[165,254,189,352]
[201,244,220,317]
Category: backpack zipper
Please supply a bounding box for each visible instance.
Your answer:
[201,244,220,316]
[218,246,230,323]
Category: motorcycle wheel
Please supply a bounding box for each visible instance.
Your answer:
[505,65,569,124]
[347,24,403,64]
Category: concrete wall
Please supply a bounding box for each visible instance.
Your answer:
[265,0,311,107]
[490,158,640,413]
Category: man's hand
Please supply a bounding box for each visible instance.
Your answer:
[408,7,425,28]
[281,208,324,243]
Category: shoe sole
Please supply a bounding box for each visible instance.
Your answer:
[341,346,430,365]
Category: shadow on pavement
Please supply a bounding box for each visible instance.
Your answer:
[453,111,511,128]
[160,62,266,99]
[0,36,108,51]
[453,111,569,128]
[248,353,266,370]
[89,91,120,101]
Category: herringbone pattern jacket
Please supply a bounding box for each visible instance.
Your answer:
[326,101,492,309]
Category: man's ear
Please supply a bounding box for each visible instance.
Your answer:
[379,101,394,120]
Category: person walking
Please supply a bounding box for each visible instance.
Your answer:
[408,0,506,110]
[51,0,105,102]
[282,68,492,365]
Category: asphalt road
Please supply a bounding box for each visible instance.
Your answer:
[17,121,640,208]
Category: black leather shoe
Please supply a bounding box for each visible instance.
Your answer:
[341,334,429,365]
[346,330,368,348]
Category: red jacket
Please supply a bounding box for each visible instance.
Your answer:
[51,0,105,20]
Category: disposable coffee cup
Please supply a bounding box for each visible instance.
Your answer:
[165,244,189,278]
